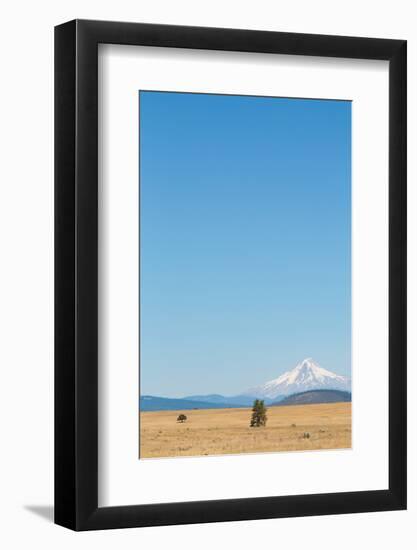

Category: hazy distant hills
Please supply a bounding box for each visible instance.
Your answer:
[140,395,248,412]
[184,394,257,407]
[272,389,351,407]
[141,358,351,412]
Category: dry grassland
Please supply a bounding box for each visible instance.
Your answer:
[140,402,351,458]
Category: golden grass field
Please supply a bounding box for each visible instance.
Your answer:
[140,402,351,458]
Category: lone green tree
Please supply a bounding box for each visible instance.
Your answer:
[250,399,267,427]
[177,414,187,423]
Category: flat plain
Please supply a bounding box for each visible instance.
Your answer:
[139,402,351,458]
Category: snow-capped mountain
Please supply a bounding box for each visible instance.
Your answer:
[240,358,351,400]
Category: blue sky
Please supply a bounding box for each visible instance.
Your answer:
[140,91,351,398]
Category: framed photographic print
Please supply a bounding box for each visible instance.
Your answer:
[55,20,406,530]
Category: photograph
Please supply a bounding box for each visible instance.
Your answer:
[139,91,352,459]
[0,2,409,541]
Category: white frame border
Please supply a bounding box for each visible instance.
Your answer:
[98,44,389,507]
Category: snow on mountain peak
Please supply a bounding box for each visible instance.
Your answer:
[241,358,351,400]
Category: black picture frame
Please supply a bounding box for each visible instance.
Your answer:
[55,19,407,531]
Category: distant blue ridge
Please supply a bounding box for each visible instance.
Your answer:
[140,390,350,412]
[140,395,249,412]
